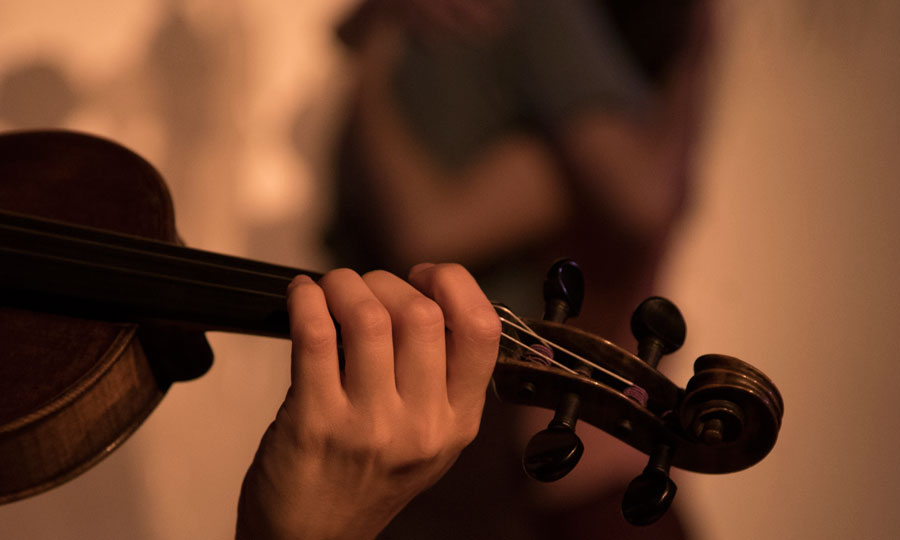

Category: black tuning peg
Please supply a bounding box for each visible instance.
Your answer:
[542,259,584,323]
[523,259,587,482]
[523,392,584,482]
[622,443,677,526]
[620,297,685,525]
[630,296,686,369]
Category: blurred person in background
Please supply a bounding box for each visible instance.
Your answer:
[327,0,712,538]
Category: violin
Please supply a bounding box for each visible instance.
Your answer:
[0,130,783,526]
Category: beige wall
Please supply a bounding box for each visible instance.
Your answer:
[664,3,900,539]
[1,2,899,539]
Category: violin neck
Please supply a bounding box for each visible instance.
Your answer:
[0,209,313,337]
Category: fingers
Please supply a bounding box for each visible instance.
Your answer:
[286,275,344,408]
[286,265,499,422]
[407,263,500,413]
[362,270,448,409]
[271,265,498,540]
[317,269,397,407]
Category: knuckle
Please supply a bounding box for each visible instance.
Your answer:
[286,276,320,306]
[349,421,395,459]
[432,262,467,283]
[463,305,502,343]
[407,262,435,278]
[386,433,445,475]
[409,423,447,462]
[324,267,358,281]
[346,298,391,337]
[361,268,395,282]
[286,274,312,294]
[456,421,481,448]
[451,408,484,449]
[319,267,359,290]
[400,296,444,334]
[294,318,336,352]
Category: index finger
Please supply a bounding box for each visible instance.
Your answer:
[407,263,500,412]
[286,275,345,409]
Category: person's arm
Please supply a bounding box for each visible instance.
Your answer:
[353,21,571,270]
[554,1,713,246]
[235,263,501,540]
[351,6,710,269]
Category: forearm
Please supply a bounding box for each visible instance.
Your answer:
[561,111,690,245]
[559,2,710,246]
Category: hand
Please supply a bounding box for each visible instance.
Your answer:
[236,263,501,540]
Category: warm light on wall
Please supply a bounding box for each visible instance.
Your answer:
[1,2,899,539]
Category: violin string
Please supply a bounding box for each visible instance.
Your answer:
[0,210,312,290]
[492,304,635,388]
[498,330,580,376]
[5,212,638,392]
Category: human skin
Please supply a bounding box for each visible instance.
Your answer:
[235,263,501,540]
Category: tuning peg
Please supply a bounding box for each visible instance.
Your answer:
[543,259,584,323]
[621,443,677,526]
[522,260,587,482]
[619,298,685,523]
[630,296,686,368]
[523,392,584,482]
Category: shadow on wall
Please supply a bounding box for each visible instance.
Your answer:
[0,60,80,128]
[0,4,240,540]
[0,4,239,204]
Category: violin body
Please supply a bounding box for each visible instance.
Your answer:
[0,131,783,524]
[0,311,160,503]
[0,131,210,503]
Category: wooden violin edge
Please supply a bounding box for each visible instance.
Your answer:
[0,326,165,505]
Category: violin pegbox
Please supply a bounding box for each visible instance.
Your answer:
[491,259,783,527]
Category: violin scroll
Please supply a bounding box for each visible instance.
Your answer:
[680,354,783,451]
